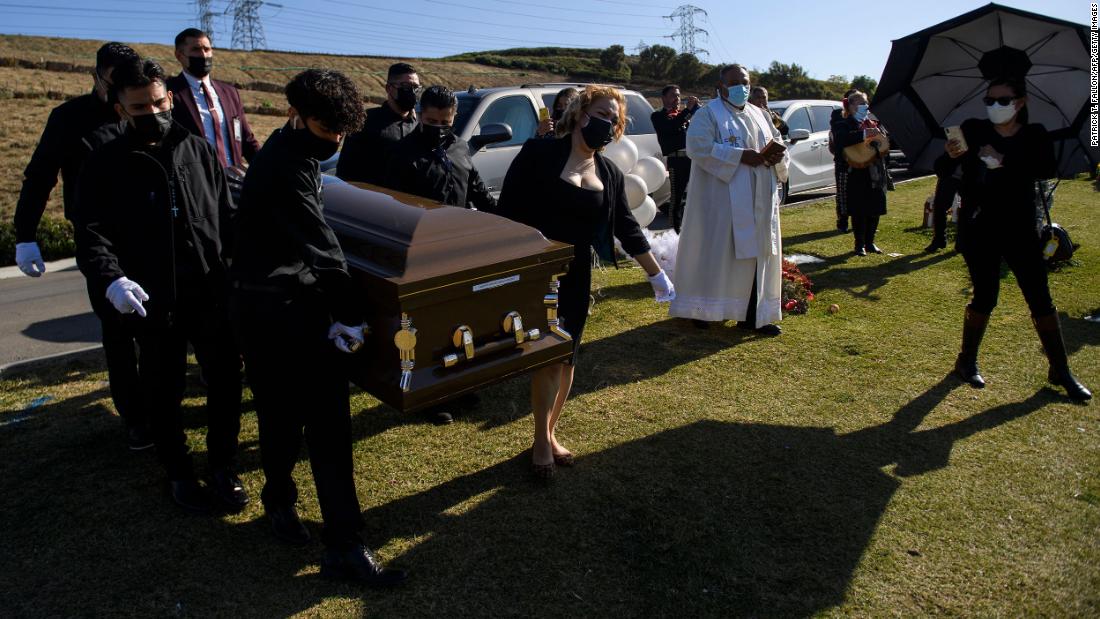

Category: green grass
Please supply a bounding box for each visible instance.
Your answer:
[1,177,1097,616]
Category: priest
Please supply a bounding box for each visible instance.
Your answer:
[669,64,789,335]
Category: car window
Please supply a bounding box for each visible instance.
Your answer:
[453,95,480,135]
[540,93,557,109]
[786,106,812,133]
[475,95,537,148]
[624,93,655,135]
[770,105,788,119]
[810,105,836,133]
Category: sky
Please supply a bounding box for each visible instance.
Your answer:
[0,0,1087,81]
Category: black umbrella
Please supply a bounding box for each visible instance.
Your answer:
[872,3,1096,177]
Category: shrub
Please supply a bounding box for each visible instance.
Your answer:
[0,215,76,267]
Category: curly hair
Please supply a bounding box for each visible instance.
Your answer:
[285,69,365,135]
[555,85,627,144]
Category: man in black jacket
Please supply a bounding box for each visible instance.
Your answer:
[650,84,699,233]
[336,62,419,185]
[385,85,496,211]
[76,58,245,515]
[11,42,153,450]
[231,69,407,586]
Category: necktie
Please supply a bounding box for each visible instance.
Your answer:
[201,81,228,167]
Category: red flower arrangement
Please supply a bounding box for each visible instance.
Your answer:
[781,259,814,315]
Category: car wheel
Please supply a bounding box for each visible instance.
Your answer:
[778,180,789,205]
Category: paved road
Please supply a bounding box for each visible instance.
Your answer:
[0,264,101,368]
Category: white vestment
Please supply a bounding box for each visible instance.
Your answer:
[669,98,789,326]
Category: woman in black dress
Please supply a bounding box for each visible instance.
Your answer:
[495,85,676,477]
[832,90,889,256]
[937,76,1090,401]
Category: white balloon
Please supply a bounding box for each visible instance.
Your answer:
[633,196,657,228]
[602,136,638,174]
[624,174,648,210]
[632,156,667,195]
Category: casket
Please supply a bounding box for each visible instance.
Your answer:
[321,176,575,413]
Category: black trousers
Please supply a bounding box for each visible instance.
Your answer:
[962,242,1055,318]
[134,290,242,480]
[834,165,848,221]
[852,215,880,249]
[931,176,958,242]
[86,284,145,429]
[234,290,364,549]
[667,155,691,233]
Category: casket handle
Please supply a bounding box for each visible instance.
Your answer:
[502,311,525,346]
[442,324,543,369]
[452,325,476,360]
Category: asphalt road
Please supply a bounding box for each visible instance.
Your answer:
[0,264,101,369]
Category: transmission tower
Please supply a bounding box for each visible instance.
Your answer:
[633,40,649,54]
[664,4,709,57]
[196,0,216,39]
[231,0,267,50]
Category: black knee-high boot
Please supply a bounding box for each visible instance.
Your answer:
[1033,312,1092,401]
[955,306,989,388]
[852,214,866,256]
[865,216,882,253]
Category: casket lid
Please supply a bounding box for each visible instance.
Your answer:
[322,177,570,285]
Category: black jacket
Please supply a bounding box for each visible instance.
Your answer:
[336,103,417,185]
[13,91,119,242]
[76,122,236,318]
[385,129,497,211]
[230,123,360,324]
[651,106,696,156]
[493,136,650,264]
[934,118,1055,248]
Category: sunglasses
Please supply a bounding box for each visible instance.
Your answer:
[982,96,1016,106]
[389,83,423,95]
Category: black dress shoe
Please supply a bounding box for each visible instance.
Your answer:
[267,505,311,545]
[321,545,408,586]
[854,246,867,257]
[925,238,947,252]
[208,468,250,512]
[170,479,215,515]
[736,321,781,336]
[126,424,154,451]
[866,244,884,254]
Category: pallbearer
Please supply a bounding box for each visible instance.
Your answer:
[231,69,408,585]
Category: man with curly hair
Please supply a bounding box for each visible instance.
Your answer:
[231,69,407,586]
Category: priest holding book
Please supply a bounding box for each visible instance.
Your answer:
[670,64,789,335]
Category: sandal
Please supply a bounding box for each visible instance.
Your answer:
[532,461,556,481]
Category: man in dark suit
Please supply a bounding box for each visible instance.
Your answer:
[336,62,420,185]
[650,84,699,233]
[166,28,260,168]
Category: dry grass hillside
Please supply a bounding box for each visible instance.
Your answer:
[0,34,566,226]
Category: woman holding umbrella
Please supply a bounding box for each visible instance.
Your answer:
[937,75,1090,401]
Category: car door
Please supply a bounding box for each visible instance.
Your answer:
[468,94,539,198]
[782,105,817,194]
[808,104,838,187]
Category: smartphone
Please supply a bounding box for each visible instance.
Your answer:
[944,125,967,152]
[538,107,550,122]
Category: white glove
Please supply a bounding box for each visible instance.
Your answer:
[648,270,675,303]
[328,321,367,353]
[105,277,149,317]
[15,242,45,277]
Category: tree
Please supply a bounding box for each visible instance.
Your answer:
[637,44,677,80]
[600,45,626,71]
[850,75,878,99]
[670,53,705,87]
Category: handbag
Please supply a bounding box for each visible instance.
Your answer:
[1037,180,1074,262]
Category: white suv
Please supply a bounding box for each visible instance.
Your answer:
[767,99,843,203]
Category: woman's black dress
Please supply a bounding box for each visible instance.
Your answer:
[832,116,887,217]
[547,178,605,347]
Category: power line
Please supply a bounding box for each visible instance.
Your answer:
[196,0,216,39]
[421,0,671,28]
[664,4,707,57]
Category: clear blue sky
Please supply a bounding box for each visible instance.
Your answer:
[0,0,1086,82]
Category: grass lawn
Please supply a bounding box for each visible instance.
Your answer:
[1,176,1097,617]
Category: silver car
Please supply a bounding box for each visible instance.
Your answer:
[767,99,843,203]
[455,83,671,205]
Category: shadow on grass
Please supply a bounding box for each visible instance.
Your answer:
[0,365,1061,615]
[347,377,1056,616]
[795,249,957,301]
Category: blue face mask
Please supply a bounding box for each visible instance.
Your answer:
[725,84,750,106]
[853,104,869,122]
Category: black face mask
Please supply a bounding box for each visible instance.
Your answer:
[420,123,453,149]
[581,114,615,150]
[551,108,564,122]
[393,86,418,112]
[187,55,213,79]
[129,110,173,143]
[294,125,340,161]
